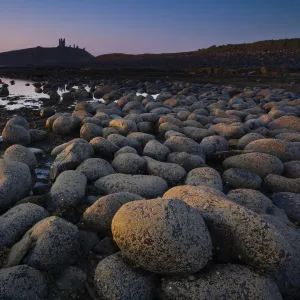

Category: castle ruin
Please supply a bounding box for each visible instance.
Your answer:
[58,38,84,50]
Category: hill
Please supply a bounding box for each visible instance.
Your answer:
[0,46,94,67]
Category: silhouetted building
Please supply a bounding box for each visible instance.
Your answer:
[58,38,66,48]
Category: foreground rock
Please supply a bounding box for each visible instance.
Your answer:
[94,174,168,198]
[2,124,31,145]
[94,253,156,300]
[160,264,282,300]
[112,198,212,274]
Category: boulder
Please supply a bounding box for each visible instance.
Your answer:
[211,123,244,139]
[94,253,156,300]
[109,119,137,135]
[164,136,204,156]
[143,140,170,161]
[112,198,212,274]
[83,192,144,236]
[107,134,141,150]
[52,115,80,135]
[80,123,103,141]
[268,116,300,132]
[160,264,282,300]
[265,174,300,193]
[94,173,168,198]
[2,125,31,146]
[6,216,80,271]
[185,167,223,191]
[223,152,284,178]
[112,153,146,174]
[90,137,119,158]
[223,168,262,189]
[283,161,300,178]
[6,116,29,130]
[77,158,115,182]
[40,107,55,118]
[200,135,228,158]
[28,129,47,142]
[167,152,206,171]
[237,133,265,149]
[127,132,155,147]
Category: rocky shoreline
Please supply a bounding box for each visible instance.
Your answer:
[0,79,300,299]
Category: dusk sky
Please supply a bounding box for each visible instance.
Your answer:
[0,0,300,56]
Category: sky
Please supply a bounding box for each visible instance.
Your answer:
[0,0,300,56]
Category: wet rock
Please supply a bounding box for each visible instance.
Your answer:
[160,264,282,300]
[223,152,284,178]
[94,253,156,300]
[0,159,32,211]
[112,198,212,274]
[28,129,47,142]
[4,144,37,170]
[90,136,119,158]
[6,116,29,130]
[94,173,168,198]
[80,123,103,141]
[144,156,187,186]
[223,168,262,189]
[2,124,31,146]
[40,107,55,118]
[0,265,47,300]
[77,158,115,182]
[185,167,223,191]
[49,170,87,211]
[143,140,170,161]
[6,216,80,271]
[83,192,144,236]
[112,153,146,174]
[227,189,273,214]
[0,203,49,247]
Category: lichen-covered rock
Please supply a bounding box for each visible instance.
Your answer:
[211,123,244,139]
[0,159,32,211]
[49,170,87,211]
[268,115,300,132]
[83,192,144,236]
[223,152,284,178]
[94,253,156,300]
[223,168,262,189]
[265,174,300,193]
[112,198,212,274]
[143,140,170,161]
[283,161,300,178]
[4,144,37,170]
[6,116,29,130]
[160,264,282,300]
[2,124,31,146]
[144,156,187,186]
[109,119,137,135]
[164,136,204,156]
[94,173,168,198]
[0,265,47,300]
[80,123,103,141]
[76,158,115,181]
[237,132,265,149]
[6,216,80,271]
[200,135,228,158]
[107,134,141,150]
[90,137,119,158]
[185,167,223,191]
[245,138,300,162]
[227,189,273,214]
[164,185,290,271]
[112,153,146,174]
[0,203,49,247]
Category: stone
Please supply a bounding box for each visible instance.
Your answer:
[90,137,119,158]
[107,134,141,151]
[0,159,32,211]
[4,144,37,170]
[160,264,282,300]
[265,175,300,193]
[52,115,80,135]
[49,170,87,211]
[268,116,300,132]
[143,140,170,161]
[56,266,87,291]
[237,133,265,149]
[167,152,206,171]
[127,132,155,147]
[28,129,47,142]
[185,167,223,191]
[112,153,146,174]
[6,216,80,271]
[112,198,212,274]
[83,192,144,236]
[6,116,29,130]
[144,156,187,186]
[2,125,31,146]
[283,161,300,178]
[223,152,284,178]
[0,265,47,300]
[200,135,228,158]
[40,107,55,118]
[77,158,115,182]
[93,237,119,255]
[109,119,137,135]
[80,123,103,141]
[211,123,244,139]
[164,136,204,156]
[94,253,156,300]
[0,203,49,247]
[223,168,262,189]
[94,174,168,198]
[114,146,137,156]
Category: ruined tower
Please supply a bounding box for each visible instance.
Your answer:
[58,38,66,48]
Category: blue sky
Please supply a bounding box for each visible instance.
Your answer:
[0,0,299,56]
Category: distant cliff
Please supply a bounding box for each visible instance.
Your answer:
[0,46,94,67]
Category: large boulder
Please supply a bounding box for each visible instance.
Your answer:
[50,139,93,180]
[3,144,37,170]
[0,265,47,300]
[127,132,155,147]
[245,138,300,162]
[89,137,119,158]
[0,159,32,211]
[223,152,284,178]
[107,134,141,150]
[77,158,115,182]
[83,192,144,236]
[0,203,49,247]
[160,264,282,300]
[143,140,170,161]
[265,174,300,193]
[283,161,300,178]
[80,123,103,141]
[223,168,262,189]
[2,125,31,146]
[167,152,206,171]
[52,115,80,135]
[200,135,228,158]
[112,198,212,274]
[28,129,47,142]
[211,123,244,139]
[237,133,265,149]
[112,153,146,174]
[268,116,300,132]
[6,116,29,130]
[164,136,204,156]
[94,173,168,198]
[164,185,290,271]
[94,253,156,300]
[144,156,187,186]
[49,170,87,211]
[6,216,80,271]
[185,167,223,191]
[109,119,137,135]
